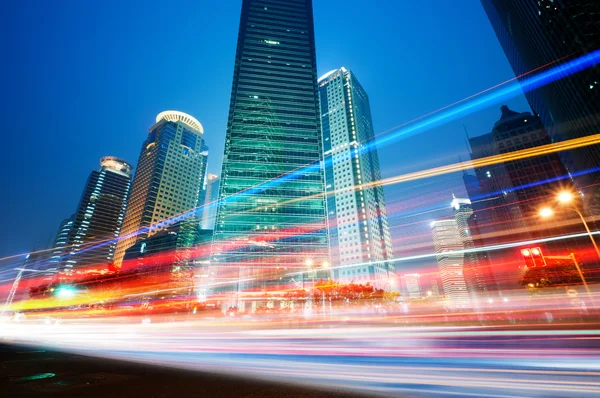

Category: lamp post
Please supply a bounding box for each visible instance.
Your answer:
[539,190,600,263]
[305,259,329,318]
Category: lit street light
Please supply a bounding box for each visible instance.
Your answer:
[539,190,600,263]
[539,207,554,218]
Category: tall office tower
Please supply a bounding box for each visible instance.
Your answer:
[49,215,74,266]
[465,105,571,287]
[211,0,329,302]
[480,0,600,215]
[201,174,220,230]
[452,196,497,306]
[64,157,132,270]
[402,273,422,298]
[431,219,471,310]
[318,67,395,289]
[113,111,208,269]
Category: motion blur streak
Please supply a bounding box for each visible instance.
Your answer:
[370,49,600,147]
[254,133,600,215]
[2,320,599,397]
[2,51,597,267]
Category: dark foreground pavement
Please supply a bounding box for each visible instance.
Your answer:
[0,343,372,398]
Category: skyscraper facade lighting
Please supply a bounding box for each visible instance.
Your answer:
[480,0,600,215]
[65,157,132,270]
[318,67,395,289]
[211,0,329,300]
[113,111,208,268]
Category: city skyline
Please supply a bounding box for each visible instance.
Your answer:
[3,2,600,397]
[1,0,530,263]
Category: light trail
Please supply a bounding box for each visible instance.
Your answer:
[2,319,600,397]
[4,51,597,268]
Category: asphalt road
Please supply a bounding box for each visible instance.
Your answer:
[0,343,371,398]
[3,318,600,397]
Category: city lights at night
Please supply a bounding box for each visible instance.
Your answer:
[2,1,600,397]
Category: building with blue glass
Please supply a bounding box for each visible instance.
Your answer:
[64,156,132,270]
[210,0,330,306]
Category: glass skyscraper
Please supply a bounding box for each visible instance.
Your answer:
[480,0,600,215]
[211,0,329,303]
[318,67,395,289]
[113,111,208,269]
[64,157,132,270]
[49,214,74,266]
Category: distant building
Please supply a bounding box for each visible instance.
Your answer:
[481,0,600,215]
[402,273,422,298]
[430,280,441,297]
[318,67,395,289]
[114,111,208,269]
[200,173,220,230]
[452,196,497,307]
[431,219,470,310]
[64,157,132,270]
[49,215,74,266]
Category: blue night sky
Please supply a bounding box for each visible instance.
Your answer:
[1,0,530,268]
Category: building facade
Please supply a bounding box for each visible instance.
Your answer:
[64,157,132,270]
[49,215,74,267]
[431,219,471,310]
[480,0,600,215]
[211,0,329,303]
[452,196,497,306]
[318,67,395,289]
[402,273,422,298]
[465,105,575,288]
[201,173,220,230]
[113,111,208,269]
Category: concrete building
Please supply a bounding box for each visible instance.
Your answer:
[402,273,422,298]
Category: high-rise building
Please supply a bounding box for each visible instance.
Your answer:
[211,0,329,302]
[480,0,600,215]
[113,111,208,268]
[430,280,441,297]
[201,173,220,230]
[452,196,497,306]
[431,219,471,310]
[465,105,575,287]
[318,67,395,289]
[64,157,132,270]
[49,215,74,266]
[402,273,422,298]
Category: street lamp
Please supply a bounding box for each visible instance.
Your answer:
[540,191,600,263]
[539,207,554,218]
[304,259,330,318]
[306,259,329,287]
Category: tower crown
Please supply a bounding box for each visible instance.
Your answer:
[156,110,203,133]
